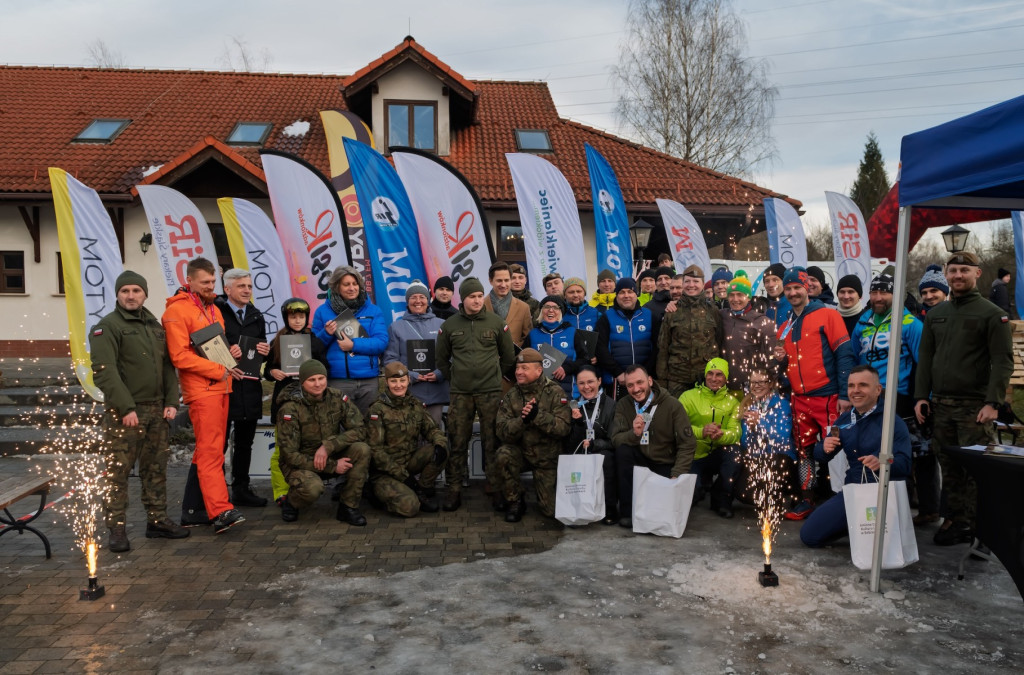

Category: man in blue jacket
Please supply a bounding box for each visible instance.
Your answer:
[800,365,912,547]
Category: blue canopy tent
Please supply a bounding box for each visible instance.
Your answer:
[867,94,1024,594]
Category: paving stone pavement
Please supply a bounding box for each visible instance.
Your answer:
[0,462,565,673]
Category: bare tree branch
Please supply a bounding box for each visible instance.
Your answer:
[85,39,127,69]
[217,36,273,72]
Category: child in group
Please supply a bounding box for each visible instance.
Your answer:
[264,297,328,503]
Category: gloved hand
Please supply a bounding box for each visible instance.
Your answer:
[433,444,449,467]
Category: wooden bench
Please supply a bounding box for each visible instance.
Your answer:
[0,475,52,558]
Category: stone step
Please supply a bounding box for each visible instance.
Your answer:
[0,427,102,458]
[0,405,103,427]
[0,385,91,406]
[0,363,77,388]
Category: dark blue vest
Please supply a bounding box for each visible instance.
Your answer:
[605,306,653,373]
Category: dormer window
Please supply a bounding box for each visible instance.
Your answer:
[386,101,436,152]
[227,122,273,146]
[74,119,131,144]
[515,129,552,153]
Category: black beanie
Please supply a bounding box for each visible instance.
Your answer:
[806,266,827,286]
[836,274,862,297]
[764,263,786,281]
[434,276,454,292]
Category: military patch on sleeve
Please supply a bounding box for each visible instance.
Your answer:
[559,397,568,405]
[369,414,379,421]
[342,394,349,401]
[1001,315,1009,323]
[282,414,293,421]
[503,324,509,332]
[438,327,443,334]
[93,328,103,336]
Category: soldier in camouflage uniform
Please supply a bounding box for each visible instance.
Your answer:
[276,360,371,525]
[90,270,188,553]
[657,264,724,397]
[495,348,573,522]
[366,362,449,517]
[436,277,516,511]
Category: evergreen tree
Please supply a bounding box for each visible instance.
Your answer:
[850,132,890,220]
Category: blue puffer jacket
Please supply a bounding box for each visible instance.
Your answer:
[814,400,912,485]
[852,307,922,396]
[312,299,388,380]
[740,392,796,460]
[383,310,449,406]
[565,301,600,332]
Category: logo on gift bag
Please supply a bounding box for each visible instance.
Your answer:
[570,472,581,484]
[865,506,877,522]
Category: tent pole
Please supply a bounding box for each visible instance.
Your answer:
[869,205,913,593]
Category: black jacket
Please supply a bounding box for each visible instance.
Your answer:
[566,393,616,455]
[216,297,267,420]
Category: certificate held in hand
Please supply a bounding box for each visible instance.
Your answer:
[280,334,311,376]
[334,308,368,340]
[190,323,237,369]
[406,339,435,374]
[236,335,265,380]
[537,343,567,378]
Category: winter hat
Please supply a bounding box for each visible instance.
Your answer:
[836,274,863,297]
[597,269,616,282]
[703,280,713,291]
[998,267,1011,279]
[564,277,586,293]
[433,276,454,292]
[918,264,949,295]
[638,269,656,283]
[806,266,827,286]
[682,264,705,279]
[711,267,733,284]
[727,270,752,297]
[382,361,408,379]
[705,357,730,380]
[542,272,563,287]
[764,263,786,281]
[115,270,148,296]
[539,295,566,313]
[654,266,674,280]
[870,271,895,295]
[783,266,811,290]
[459,277,485,300]
[405,280,429,303]
[298,359,327,383]
[615,278,637,294]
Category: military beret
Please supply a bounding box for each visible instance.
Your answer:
[382,361,408,379]
[682,264,704,279]
[517,348,544,364]
[947,251,980,267]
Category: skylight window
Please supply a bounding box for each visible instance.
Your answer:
[227,122,273,146]
[74,119,131,143]
[515,129,552,153]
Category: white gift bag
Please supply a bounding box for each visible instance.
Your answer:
[828,452,849,494]
[843,478,919,570]
[555,453,606,526]
[631,467,696,538]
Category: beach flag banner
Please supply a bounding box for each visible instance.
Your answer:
[585,143,632,280]
[136,185,223,296]
[825,191,872,295]
[764,198,808,269]
[656,198,711,280]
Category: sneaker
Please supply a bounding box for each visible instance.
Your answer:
[933,521,972,546]
[280,495,299,523]
[146,518,190,539]
[231,484,268,508]
[336,504,367,526]
[108,525,130,553]
[784,500,815,521]
[212,509,246,534]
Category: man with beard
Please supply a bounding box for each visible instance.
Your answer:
[595,278,655,398]
[657,265,723,397]
[429,276,457,320]
[486,261,533,348]
[162,257,245,533]
[610,365,695,528]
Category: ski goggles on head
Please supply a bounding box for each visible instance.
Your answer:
[282,299,310,315]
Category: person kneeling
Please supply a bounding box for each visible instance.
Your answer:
[367,362,449,517]
[496,348,572,522]
[276,360,370,525]
[800,365,912,547]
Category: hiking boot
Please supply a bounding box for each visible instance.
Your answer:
[492,493,508,512]
[330,476,348,502]
[146,518,190,539]
[415,486,439,513]
[212,509,246,534]
[442,490,462,512]
[784,499,815,521]
[232,484,268,508]
[280,495,299,522]
[337,504,367,526]
[504,496,526,523]
[933,521,972,546]
[108,525,130,553]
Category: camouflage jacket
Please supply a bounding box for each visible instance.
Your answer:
[657,293,723,395]
[276,382,365,477]
[496,376,572,460]
[366,392,446,481]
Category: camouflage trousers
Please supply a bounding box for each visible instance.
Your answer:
[932,399,994,524]
[103,402,169,528]
[496,443,559,518]
[285,442,371,510]
[370,445,442,517]
[446,391,501,492]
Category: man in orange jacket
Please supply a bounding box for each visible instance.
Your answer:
[162,257,245,533]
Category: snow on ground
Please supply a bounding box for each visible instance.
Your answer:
[148,505,1021,674]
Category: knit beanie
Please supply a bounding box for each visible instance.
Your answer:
[711,268,733,284]
[597,269,616,282]
[998,267,1011,279]
[727,270,752,297]
[705,357,730,380]
[654,266,674,280]
[116,270,148,296]
[783,266,810,289]
[638,269,656,283]
[870,271,895,295]
[459,277,485,300]
[836,274,863,297]
[299,359,327,383]
[405,280,429,303]
[615,278,637,294]
[764,263,786,281]
[539,295,566,313]
[433,276,454,292]
[918,264,949,295]
[806,266,827,286]
[564,277,586,293]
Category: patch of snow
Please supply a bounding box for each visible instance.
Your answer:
[141,164,163,177]
[283,120,310,137]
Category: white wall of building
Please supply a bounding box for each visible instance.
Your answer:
[372,61,450,156]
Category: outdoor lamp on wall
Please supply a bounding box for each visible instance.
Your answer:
[940,224,970,254]
[139,232,153,255]
[629,218,655,272]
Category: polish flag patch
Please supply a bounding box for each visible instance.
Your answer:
[1001,315,1009,323]
[93,328,103,336]
[282,414,293,421]
[369,414,379,421]
[559,397,568,405]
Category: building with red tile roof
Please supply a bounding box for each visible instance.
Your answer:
[0,37,799,355]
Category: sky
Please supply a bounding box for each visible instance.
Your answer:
[3,0,1022,233]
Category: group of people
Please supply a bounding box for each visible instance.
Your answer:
[91,249,1012,555]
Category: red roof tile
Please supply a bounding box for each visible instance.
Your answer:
[343,36,477,102]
